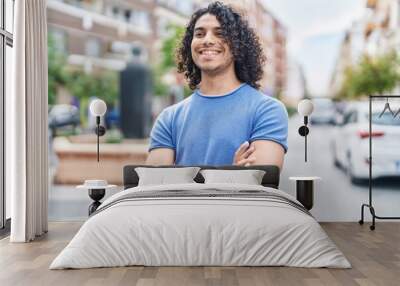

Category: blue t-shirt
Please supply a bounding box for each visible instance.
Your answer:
[149,83,288,165]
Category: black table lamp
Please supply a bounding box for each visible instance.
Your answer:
[89,99,107,162]
[297,99,314,162]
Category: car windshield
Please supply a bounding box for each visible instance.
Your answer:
[313,99,334,110]
[368,112,400,126]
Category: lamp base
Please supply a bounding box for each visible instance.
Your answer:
[88,188,105,215]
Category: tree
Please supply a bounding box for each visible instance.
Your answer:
[48,33,118,129]
[160,25,185,72]
[48,35,68,105]
[153,24,185,97]
[337,66,357,99]
[336,51,400,99]
[65,70,118,106]
[48,34,118,106]
[64,69,118,127]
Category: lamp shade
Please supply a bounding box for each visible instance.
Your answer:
[298,99,314,116]
[90,99,107,116]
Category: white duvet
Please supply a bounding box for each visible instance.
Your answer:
[50,183,351,269]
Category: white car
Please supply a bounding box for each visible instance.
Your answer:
[331,101,400,184]
[310,98,336,125]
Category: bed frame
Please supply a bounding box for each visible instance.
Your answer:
[123,165,280,190]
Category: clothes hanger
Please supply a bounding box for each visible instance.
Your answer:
[378,97,394,118]
[394,106,400,118]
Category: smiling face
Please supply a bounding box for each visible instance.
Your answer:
[191,13,234,76]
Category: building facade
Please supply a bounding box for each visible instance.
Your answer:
[193,0,288,98]
[47,0,194,71]
[329,0,400,97]
[48,0,288,99]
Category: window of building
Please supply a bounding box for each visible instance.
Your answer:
[156,0,193,16]
[130,10,150,31]
[157,17,169,38]
[85,37,101,57]
[49,28,68,54]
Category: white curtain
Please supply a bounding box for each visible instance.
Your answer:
[7,0,48,242]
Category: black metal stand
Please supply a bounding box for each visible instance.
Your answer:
[296,180,314,210]
[94,116,106,162]
[298,116,310,162]
[88,188,105,215]
[359,95,400,231]
[96,116,100,162]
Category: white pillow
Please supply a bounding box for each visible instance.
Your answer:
[200,169,266,185]
[135,167,201,186]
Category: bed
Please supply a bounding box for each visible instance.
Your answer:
[50,165,351,269]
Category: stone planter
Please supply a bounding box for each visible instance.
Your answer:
[53,136,149,185]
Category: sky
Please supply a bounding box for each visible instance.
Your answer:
[264,0,366,97]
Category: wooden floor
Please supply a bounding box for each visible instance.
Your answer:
[0,222,399,286]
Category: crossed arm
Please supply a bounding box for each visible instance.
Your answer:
[241,140,285,171]
[145,140,285,171]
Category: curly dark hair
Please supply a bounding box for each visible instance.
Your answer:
[176,1,266,90]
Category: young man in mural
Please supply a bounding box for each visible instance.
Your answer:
[146,1,288,170]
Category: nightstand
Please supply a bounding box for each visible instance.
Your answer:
[77,181,117,215]
[289,177,321,210]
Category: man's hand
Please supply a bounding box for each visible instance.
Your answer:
[245,140,285,171]
[233,141,256,166]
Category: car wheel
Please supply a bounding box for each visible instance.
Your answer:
[334,158,341,168]
[331,142,341,168]
[347,155,365,185]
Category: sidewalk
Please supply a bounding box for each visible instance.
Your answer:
[48,184,122,221]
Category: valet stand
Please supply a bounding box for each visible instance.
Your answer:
[359,95,400,230]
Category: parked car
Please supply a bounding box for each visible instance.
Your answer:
[310,98,336,125]
[48,104,80,130]
[331,101,400,184]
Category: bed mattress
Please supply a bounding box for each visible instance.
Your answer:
[50,183,351,269]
